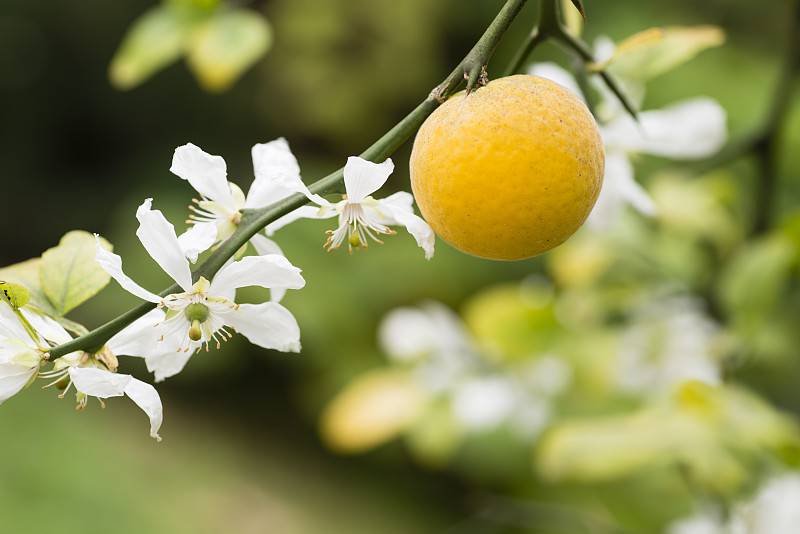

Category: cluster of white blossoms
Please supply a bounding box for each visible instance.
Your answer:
[0,138,434,440]
[666,473,800,534]
[378,301,571,438]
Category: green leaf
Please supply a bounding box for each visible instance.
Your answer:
[39,231,113,316]
[54,316,90,337]
[164,0,221,10]
[462,280,563,362]
[187,9,272,92]
[593,26,725,81]
[109,4,200,90]
[405,400,463,469]
[0,258,57,316]
[716,232,796,325]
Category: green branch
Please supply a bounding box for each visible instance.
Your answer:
[751,0,800,235]
[48,0,530,360]
[503,0,638,119]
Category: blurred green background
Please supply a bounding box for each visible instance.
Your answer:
[1,0,799,533]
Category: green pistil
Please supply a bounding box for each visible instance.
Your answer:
[184,303,210,342]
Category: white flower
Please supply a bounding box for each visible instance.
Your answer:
[528,54,727,229]
[0,301,84,403]
[39,351,164,441]
[170,138,323,259]
[379,301,479,392]
[731,474,800,534]
[106,308,188,382]
[665,511,727,534]
[665,473,800,534]
[451,377,517,431]
[68,367,163,441]
[95,199,306,380]
[377,301,564,439]
[270,156,435,259]
[0,302,163,440]
[0,304,54,403]
[616,293,723,396]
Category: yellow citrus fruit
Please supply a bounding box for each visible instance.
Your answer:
[409,74,604,261]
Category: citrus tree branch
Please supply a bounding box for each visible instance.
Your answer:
[751,0,800,235]
[503,0,638,119]
[48,0,530,359]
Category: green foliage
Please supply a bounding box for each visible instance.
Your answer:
[596,25,726,81]
[186,10,272,92]
[0,231,112,323]
[109,2,271,92]
[40,231,113,316]
[536,381,800,494]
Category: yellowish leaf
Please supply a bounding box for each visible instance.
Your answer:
[109,5,199,90]
[40,231,113,315]
[593,26,725,80]
[187,9,272,93]
[320,370,425,454]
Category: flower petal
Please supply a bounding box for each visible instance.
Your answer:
[587,150,656,229]
[21,309,72,344]
[95,235,162,303]
[123,377,164,441]
[170,143,236,212]
[107,309,166,357]
[0,304,30,340]
[265,205,336,236]
[224,302,301,352]
[259,153,329,207]
[0,364,37,403]
[249,233,284,257]
[249,234,289,302]
[601,97,727,159]
[144,348,196,382]
[379,193,435,260]
[69,367,131,397]
[247,138,300,209]
[135,199,193,291]
[209,254,305,295]
[177,222,217,263]
[343,157,394,203]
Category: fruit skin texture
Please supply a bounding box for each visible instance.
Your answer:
[409,74,605,261]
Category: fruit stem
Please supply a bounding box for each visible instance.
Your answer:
[48,0,534,358]
[460,0,529,92]
[502,0,639,120]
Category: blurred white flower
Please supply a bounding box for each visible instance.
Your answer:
[528,47,727,230]
[95,199,305,380]
[378,301,568,438]
[379,301,482,391]
[665,511,727,534]
[731,474,800,534]
[616,294,723,396]
[451,377,517,431]
[270,156,435,259]
[665,473,800,534]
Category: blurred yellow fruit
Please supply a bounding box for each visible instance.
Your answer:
[409,74,604,260]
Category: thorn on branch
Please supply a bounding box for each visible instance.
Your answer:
[569,0,588,24]
[465,65,489,95]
